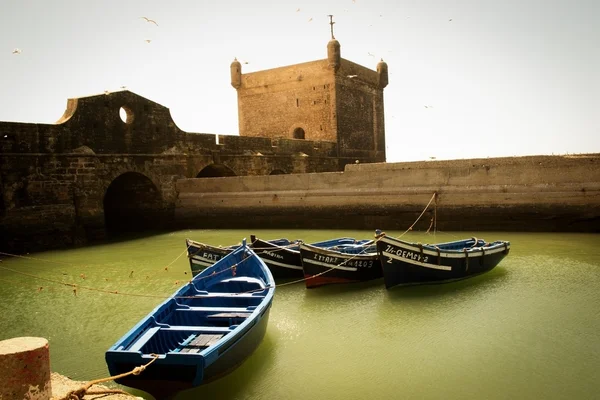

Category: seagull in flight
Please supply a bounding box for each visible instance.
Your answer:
[308,17,313,22]
[424,105,433,109]
[145,39,152,43]
[347,74,358,78]
[367,52,375,57]
[12,48,21,54]
[141,17,158,26]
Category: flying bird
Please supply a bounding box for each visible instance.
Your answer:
[145,39,152,43]
[308,17,313,22]
[424,105,433,109]
[449,18,453,21]
[367,52,375,57]
[12,48,21,54]
[347,74,358,78]
[141,16,158,26]
[296,8,300,12]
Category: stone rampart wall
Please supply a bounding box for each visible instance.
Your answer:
[175,154,600,232]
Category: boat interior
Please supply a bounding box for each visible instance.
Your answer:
[119,274,270,355]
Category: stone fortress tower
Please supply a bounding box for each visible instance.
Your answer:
[230,18,389,162]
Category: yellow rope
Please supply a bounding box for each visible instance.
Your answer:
[58,354,159,400]
[1,191,440,296]
[394,192,437,239]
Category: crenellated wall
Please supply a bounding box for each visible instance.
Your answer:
[175,154,600,232]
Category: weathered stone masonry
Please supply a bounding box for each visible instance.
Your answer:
[1,39,389,253]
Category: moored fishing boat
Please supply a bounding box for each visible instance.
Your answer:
[105,239,275,398]
[249,235,366,280]
[299,239,382,288]
[376,234,510,288]
[186,238,238,276]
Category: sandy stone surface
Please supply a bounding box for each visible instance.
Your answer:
[50,372,144,400]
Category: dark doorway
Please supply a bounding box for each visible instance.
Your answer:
[196,164,237,178]
[293,127,305,139]
[103,172,166,234]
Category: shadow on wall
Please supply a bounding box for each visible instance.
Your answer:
[103,172,167,234]
[196,164,237,178]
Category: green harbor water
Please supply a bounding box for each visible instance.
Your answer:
[0,229,599,399]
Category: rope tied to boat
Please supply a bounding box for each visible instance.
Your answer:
[434,245,441,265]
[57,354,160,400]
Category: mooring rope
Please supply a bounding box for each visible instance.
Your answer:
[0,254,251,300]
[0,192,440,296]
[393,191,437,239]
[58,354,160,400]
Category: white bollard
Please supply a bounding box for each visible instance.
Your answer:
[0,337,51,400]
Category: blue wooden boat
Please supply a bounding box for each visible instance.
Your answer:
[376,234,510,288]
[249,235,364,280]
[299,239,381,288]
[105,239,275,398]
[187,236,366,279]
[186,238,239,276]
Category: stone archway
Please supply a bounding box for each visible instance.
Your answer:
[196,164,237,178]
[103,172,165,234]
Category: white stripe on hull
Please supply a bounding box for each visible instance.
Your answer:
[262,258,303,270]
[382,251,452,271]
[191,258,214,267]
[301,258,357,271]
[380,237,509,258]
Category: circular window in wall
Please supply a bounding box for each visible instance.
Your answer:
[119,106,135,124]
[293,127,305,139]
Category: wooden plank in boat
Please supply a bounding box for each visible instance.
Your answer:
[207,312,251,319]
[180,334,224,353]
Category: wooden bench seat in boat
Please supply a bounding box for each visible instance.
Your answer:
[178,334,224,354]
[206,312,251,319]
[175,306,257,313]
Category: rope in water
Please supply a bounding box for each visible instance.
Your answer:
[0,192,439,297]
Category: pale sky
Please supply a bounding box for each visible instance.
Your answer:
[1,0,598,162]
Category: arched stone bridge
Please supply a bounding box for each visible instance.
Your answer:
[0,90,372,252]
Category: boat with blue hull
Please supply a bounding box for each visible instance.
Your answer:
[249,235,368,280]
[299,239,382,288]
[376,234,510,288]
[187,236,368,280]
[105,240,275,398]
[186,238,239,276]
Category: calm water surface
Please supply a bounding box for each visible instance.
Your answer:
[1,229,599,399]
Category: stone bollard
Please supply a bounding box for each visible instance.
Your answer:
[0,337,51,400]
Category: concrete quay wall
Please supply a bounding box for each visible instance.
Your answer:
[175,154,600,232]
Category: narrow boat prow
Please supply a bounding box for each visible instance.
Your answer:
[105,239,275,398]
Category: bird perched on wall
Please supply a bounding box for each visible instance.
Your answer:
[141,16,158,26]
[12,48,21,54]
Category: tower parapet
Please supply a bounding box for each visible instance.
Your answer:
[230,58,242,89]
[377,59,389,89]
[327,39,341,72]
